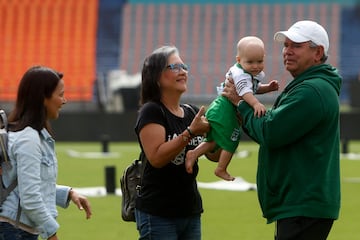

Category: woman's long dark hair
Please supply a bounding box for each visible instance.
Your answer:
[140,46,178,105]
[8,65,63,135]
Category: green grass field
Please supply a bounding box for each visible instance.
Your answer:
[54,141,360,239]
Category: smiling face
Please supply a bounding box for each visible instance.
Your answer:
[237,44,265,76]
[44,79,66,120]
[159,53,188,95]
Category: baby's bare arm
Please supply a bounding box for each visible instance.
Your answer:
[242,92,266,117]
[257,80,279,94]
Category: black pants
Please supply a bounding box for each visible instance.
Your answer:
[275,217,334,240]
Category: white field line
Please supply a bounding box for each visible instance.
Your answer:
[341,153,360,160]
[73,177,257,197]
[66,149,119,158]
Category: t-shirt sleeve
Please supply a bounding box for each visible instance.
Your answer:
[234,72,253,97]
[135,102,165,135]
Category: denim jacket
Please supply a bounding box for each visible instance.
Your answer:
[0,127,71,239]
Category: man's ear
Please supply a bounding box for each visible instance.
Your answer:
[315,46,325,62]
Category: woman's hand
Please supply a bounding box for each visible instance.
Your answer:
[188,106,210,136]
[221,77,243,106]
[69,189,92,219]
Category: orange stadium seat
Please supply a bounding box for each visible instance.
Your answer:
[0,0,98,101]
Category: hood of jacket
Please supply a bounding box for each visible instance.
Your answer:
[284,64,342,96]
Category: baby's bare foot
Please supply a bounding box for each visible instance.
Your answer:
[215,168,235,181]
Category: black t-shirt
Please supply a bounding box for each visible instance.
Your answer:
[134,102,204,217]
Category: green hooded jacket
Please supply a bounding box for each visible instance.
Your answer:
[238,64,342,223]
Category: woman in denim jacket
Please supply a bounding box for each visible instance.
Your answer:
[0,66,92,240]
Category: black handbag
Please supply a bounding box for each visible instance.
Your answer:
[120,152,146,222]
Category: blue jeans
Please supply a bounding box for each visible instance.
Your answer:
[135,209,201,240]
[0,222,38,240]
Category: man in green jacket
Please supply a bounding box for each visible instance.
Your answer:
[223,20,342,239]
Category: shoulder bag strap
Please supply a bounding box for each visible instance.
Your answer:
[183,104,197,116]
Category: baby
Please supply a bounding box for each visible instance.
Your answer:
[186,36,279,181]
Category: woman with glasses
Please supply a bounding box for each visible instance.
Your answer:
[134,46,219,240]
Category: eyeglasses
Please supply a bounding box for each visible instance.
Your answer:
[166,63,189,73]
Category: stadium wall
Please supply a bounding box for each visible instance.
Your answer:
[51,111,360,154]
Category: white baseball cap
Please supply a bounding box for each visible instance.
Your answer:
[274,20,329,55]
